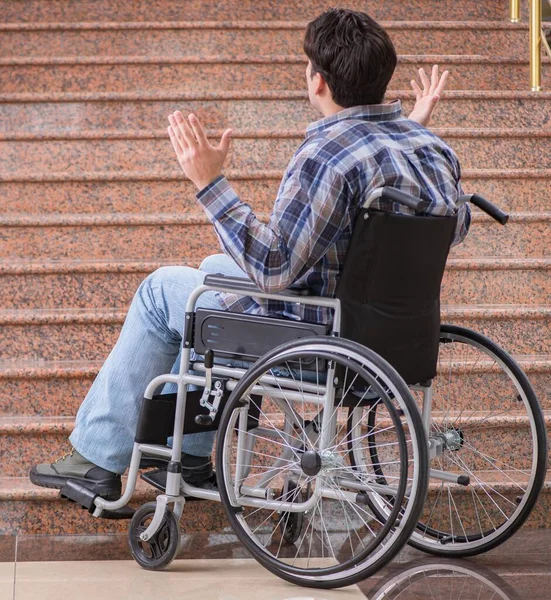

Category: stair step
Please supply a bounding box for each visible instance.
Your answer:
[0,360,99,416]
[2,410,550,477]
[0,1,510,24]
[0,21,530,59]
[0,305,549,361]
[1,354,549,416]
[1,169,549,214]
[0,476,226,535]
[2,91,550,134]
[2,128,550,175]
[1,257,550,310]
[1,55,547,93]
[0,212,548,260]
[3,472,547,536]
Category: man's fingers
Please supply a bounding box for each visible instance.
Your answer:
[434,69,450,96]
[168,126,185,158]
[188,114,209,146]
[168,114,189,150]
[429,64,439,93]
[174,111,197,148]
[217,128,233,154]
[418,68,430,94]
[411,79,423,100]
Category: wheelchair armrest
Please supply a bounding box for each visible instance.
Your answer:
[204,274,260,294]
[203,273,311,297]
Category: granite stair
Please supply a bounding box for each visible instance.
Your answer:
[0,0,549,535]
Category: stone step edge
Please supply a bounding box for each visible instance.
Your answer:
[2,54,543,66]
[3,475,549,503]
[3,353,551,382]
[2,257,549,275]
[2,127,551,142]
[2,168,551,184]
[2,353,551,379]
[0,212,546,227]
[0,304,550,325]
[3,90,551,103]
[0,475,155,502]
[3,410,550,432]
[0,20,531,32]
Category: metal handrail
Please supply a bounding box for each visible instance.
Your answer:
[510,0,548,90]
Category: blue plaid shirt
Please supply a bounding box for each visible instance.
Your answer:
[196,101,470,324]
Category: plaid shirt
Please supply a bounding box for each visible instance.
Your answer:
[196,101,470,324]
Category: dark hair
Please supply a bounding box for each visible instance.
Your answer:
[304,8,397,107]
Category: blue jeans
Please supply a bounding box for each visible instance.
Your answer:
[70,254,246,474]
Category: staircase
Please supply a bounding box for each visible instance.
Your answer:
[1,0,550,535]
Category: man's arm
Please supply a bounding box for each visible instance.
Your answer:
[452,181,471,247]
[195,158,352,293]
[167,111,353,293]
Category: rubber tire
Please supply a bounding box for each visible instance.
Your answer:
[216,336,429,589]
[408,325,548,557]
[349,324,548,558]
[128,501,181,570]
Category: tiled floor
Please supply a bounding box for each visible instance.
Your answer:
[0,529,549,599]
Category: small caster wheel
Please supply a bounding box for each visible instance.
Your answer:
[128,501,181,570]
[279,481,304,544]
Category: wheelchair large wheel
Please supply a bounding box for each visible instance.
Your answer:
[215,337,428,589]
[349,325,547,557]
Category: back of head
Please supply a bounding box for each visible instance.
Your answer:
[304,8,397,107]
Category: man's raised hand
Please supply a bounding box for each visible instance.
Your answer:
[407,65,449,128]
[168,111,232,190]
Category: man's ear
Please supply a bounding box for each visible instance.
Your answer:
[312,72,326,97]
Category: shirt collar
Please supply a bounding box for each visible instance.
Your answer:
[305,100,403,138]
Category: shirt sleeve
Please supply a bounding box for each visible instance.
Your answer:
[450,169,471,247]
[196,157,352,293]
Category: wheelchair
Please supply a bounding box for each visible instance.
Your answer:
[60,187,548,589]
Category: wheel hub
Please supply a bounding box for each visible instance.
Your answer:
[300,450,322,476]
[300,449,346,477]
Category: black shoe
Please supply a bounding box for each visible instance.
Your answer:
[140,453,215,498]
[139,452,213,481]
[141,470,217,499]
[30,448,121,500]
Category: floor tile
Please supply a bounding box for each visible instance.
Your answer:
[0,562,15,600]
[14,558,365,600]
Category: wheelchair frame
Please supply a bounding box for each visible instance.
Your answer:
[88,187,461,538]
[59,186,545,588]
[91,281,427,535]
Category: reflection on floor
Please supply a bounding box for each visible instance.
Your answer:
[0,529,549,599]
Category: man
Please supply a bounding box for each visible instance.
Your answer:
[30,8,470,500]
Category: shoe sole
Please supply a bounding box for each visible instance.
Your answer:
[29,467,121,501]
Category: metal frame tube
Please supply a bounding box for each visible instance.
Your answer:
[530,0,542,90]
[421,384,433,436]
[510,0,520,22]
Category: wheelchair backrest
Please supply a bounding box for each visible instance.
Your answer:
[336,208,457,385]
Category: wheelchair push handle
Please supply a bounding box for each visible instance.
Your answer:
[369,187,509,226]
[463,193,509,226]
[365,187,425,211]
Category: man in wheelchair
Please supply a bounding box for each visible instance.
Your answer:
[30,8,470,502]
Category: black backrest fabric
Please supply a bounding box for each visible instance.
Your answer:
[336,209,457,384]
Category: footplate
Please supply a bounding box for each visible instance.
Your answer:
[60,480,135,519]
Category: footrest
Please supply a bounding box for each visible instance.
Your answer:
[60,480,135,519]
[140,469,216,502]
